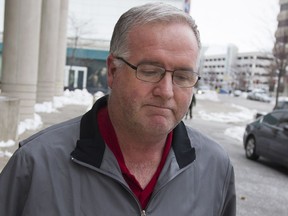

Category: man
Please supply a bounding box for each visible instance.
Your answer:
[0,3,236,215]
[185,94,196,119]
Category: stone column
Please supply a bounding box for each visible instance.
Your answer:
[55,0,69,96]
[36,0,61,103]
[1,0,42,120]
[0,96,20,141]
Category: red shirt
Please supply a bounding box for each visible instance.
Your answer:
[97,106,172,209]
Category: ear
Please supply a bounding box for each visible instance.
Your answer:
[106,54,117,88]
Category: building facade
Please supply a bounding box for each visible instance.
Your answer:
[65,39,109,94]
[235,53,274,91]
[199,46,274,92]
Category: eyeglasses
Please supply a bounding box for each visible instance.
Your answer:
[116,57,201,88]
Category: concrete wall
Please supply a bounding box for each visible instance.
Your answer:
[0,96,19,141]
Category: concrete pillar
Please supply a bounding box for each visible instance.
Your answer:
[55,0,69,96]
[0,96,20,141]
[36,0,61,102]
[1,0,42,120]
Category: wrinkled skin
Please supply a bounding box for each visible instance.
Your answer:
[107,22,199,144]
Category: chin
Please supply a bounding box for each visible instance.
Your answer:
[146,120,174,134]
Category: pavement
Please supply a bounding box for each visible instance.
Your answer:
[0,104,90,172]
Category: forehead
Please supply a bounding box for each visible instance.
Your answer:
[127,23,199,66]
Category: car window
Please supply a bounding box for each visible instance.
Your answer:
[277,101,288,109]
[274,101,288,110]
[262,112,282,126]
[283,102,288,109]
[278,113,288,128]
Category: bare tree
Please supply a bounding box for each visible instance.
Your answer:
[272,34,288,108]
[67,14,94,71]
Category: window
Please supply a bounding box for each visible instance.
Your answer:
[263,113,282,126]
[278,113,288,129]
[280,3,288,11]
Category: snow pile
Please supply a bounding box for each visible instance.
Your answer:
[0,89,95,158]
[196,91,220,101]
[0,140,15,158]
[17,113,43,136]
[0,150,13,158]
[224,126,245,143]
[198,104,256,124]
[0,140,15,148]
[35,89,93,113]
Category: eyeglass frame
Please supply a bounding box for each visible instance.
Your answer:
[115,57,201,88]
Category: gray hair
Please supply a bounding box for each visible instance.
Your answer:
[109,2,201,58]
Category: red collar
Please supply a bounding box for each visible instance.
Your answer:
[97,106,172,209]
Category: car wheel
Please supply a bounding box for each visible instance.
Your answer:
[245,137,259,160]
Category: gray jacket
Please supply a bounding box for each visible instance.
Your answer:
[0,96,236,216]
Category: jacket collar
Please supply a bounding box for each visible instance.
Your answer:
[71,95,195,169]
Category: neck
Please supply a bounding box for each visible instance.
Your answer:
[112,120,168,189]
[107,101,169,188]
[116,127,167,160]
[117,135,167,189]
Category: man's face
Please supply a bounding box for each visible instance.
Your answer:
[107,22,199,137]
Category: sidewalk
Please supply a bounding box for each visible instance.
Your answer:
[0,104,90,172]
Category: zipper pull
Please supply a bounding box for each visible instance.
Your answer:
[141,210,146,216]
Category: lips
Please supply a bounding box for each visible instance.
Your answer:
[143,104,174,117]
[146,104,172,110]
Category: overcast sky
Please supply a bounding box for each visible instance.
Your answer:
[0,0,280,53]
[68,0,281,53]
[190,0,279,52]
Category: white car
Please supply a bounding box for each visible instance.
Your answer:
[196,86,211,94]
[247,91,271,103]
[233,90,242,97]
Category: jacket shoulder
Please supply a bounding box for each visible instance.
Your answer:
[186,126,229,156]
[19,116,81,149]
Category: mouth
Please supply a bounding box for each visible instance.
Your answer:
[144,104,173,115]
[147,104,172,110]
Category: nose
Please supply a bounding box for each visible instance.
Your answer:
[152,72,174,99]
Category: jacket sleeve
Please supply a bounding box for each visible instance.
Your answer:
[220,163,236,216]
[0,148,32,216]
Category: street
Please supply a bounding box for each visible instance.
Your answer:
[185,94,288,216]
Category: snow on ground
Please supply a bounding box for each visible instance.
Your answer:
[17,113,43,136]
[35,89,94,113]
[195,90,220,101]
[224,126,245,142]
[19,89,94,136]
[197,104,252,145]
[0,90,258,157]
[196,91,255,144]
[0,150,13,158]
[198,103,256,123]
[0,89,95,157]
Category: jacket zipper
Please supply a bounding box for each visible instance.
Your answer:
[71,156,186,216]
[71,157,147,215]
